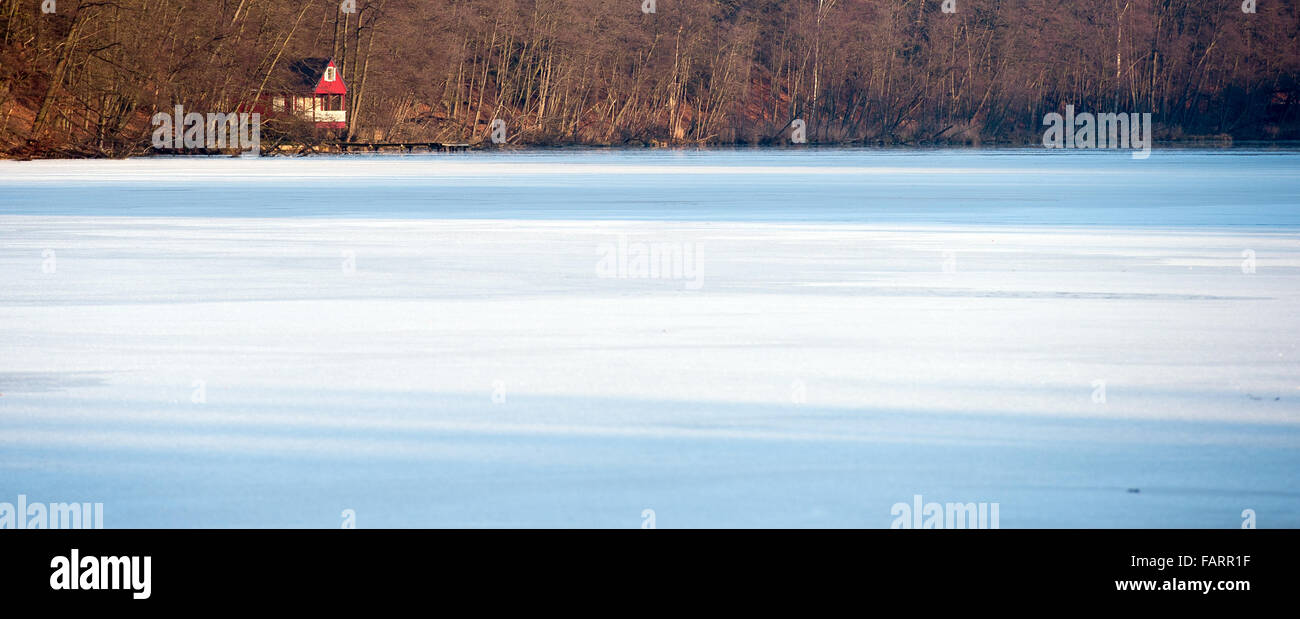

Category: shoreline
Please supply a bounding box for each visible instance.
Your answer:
[8,138,1300,161]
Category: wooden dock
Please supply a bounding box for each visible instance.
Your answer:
[332,142,472,153]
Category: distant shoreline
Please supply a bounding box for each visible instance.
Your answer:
[9,138,1300,161]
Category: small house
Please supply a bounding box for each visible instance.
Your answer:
[260,58,347,130]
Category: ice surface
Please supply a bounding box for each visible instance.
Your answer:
[0,149,1297,527]
[3,148,1300,225]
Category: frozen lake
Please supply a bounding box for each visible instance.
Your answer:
[1,149,1298,528]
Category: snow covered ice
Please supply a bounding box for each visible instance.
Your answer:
[0,149,1297,527]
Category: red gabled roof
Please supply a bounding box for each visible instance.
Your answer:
[314,59,346,95]
[275,58,346,95]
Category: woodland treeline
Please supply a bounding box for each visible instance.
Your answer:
[1,0,1297,157]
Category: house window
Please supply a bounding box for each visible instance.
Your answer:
[323,66,337,82]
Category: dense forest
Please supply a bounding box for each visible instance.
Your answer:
[1,0,1297,157]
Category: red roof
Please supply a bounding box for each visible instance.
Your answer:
[275,58,346,95]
